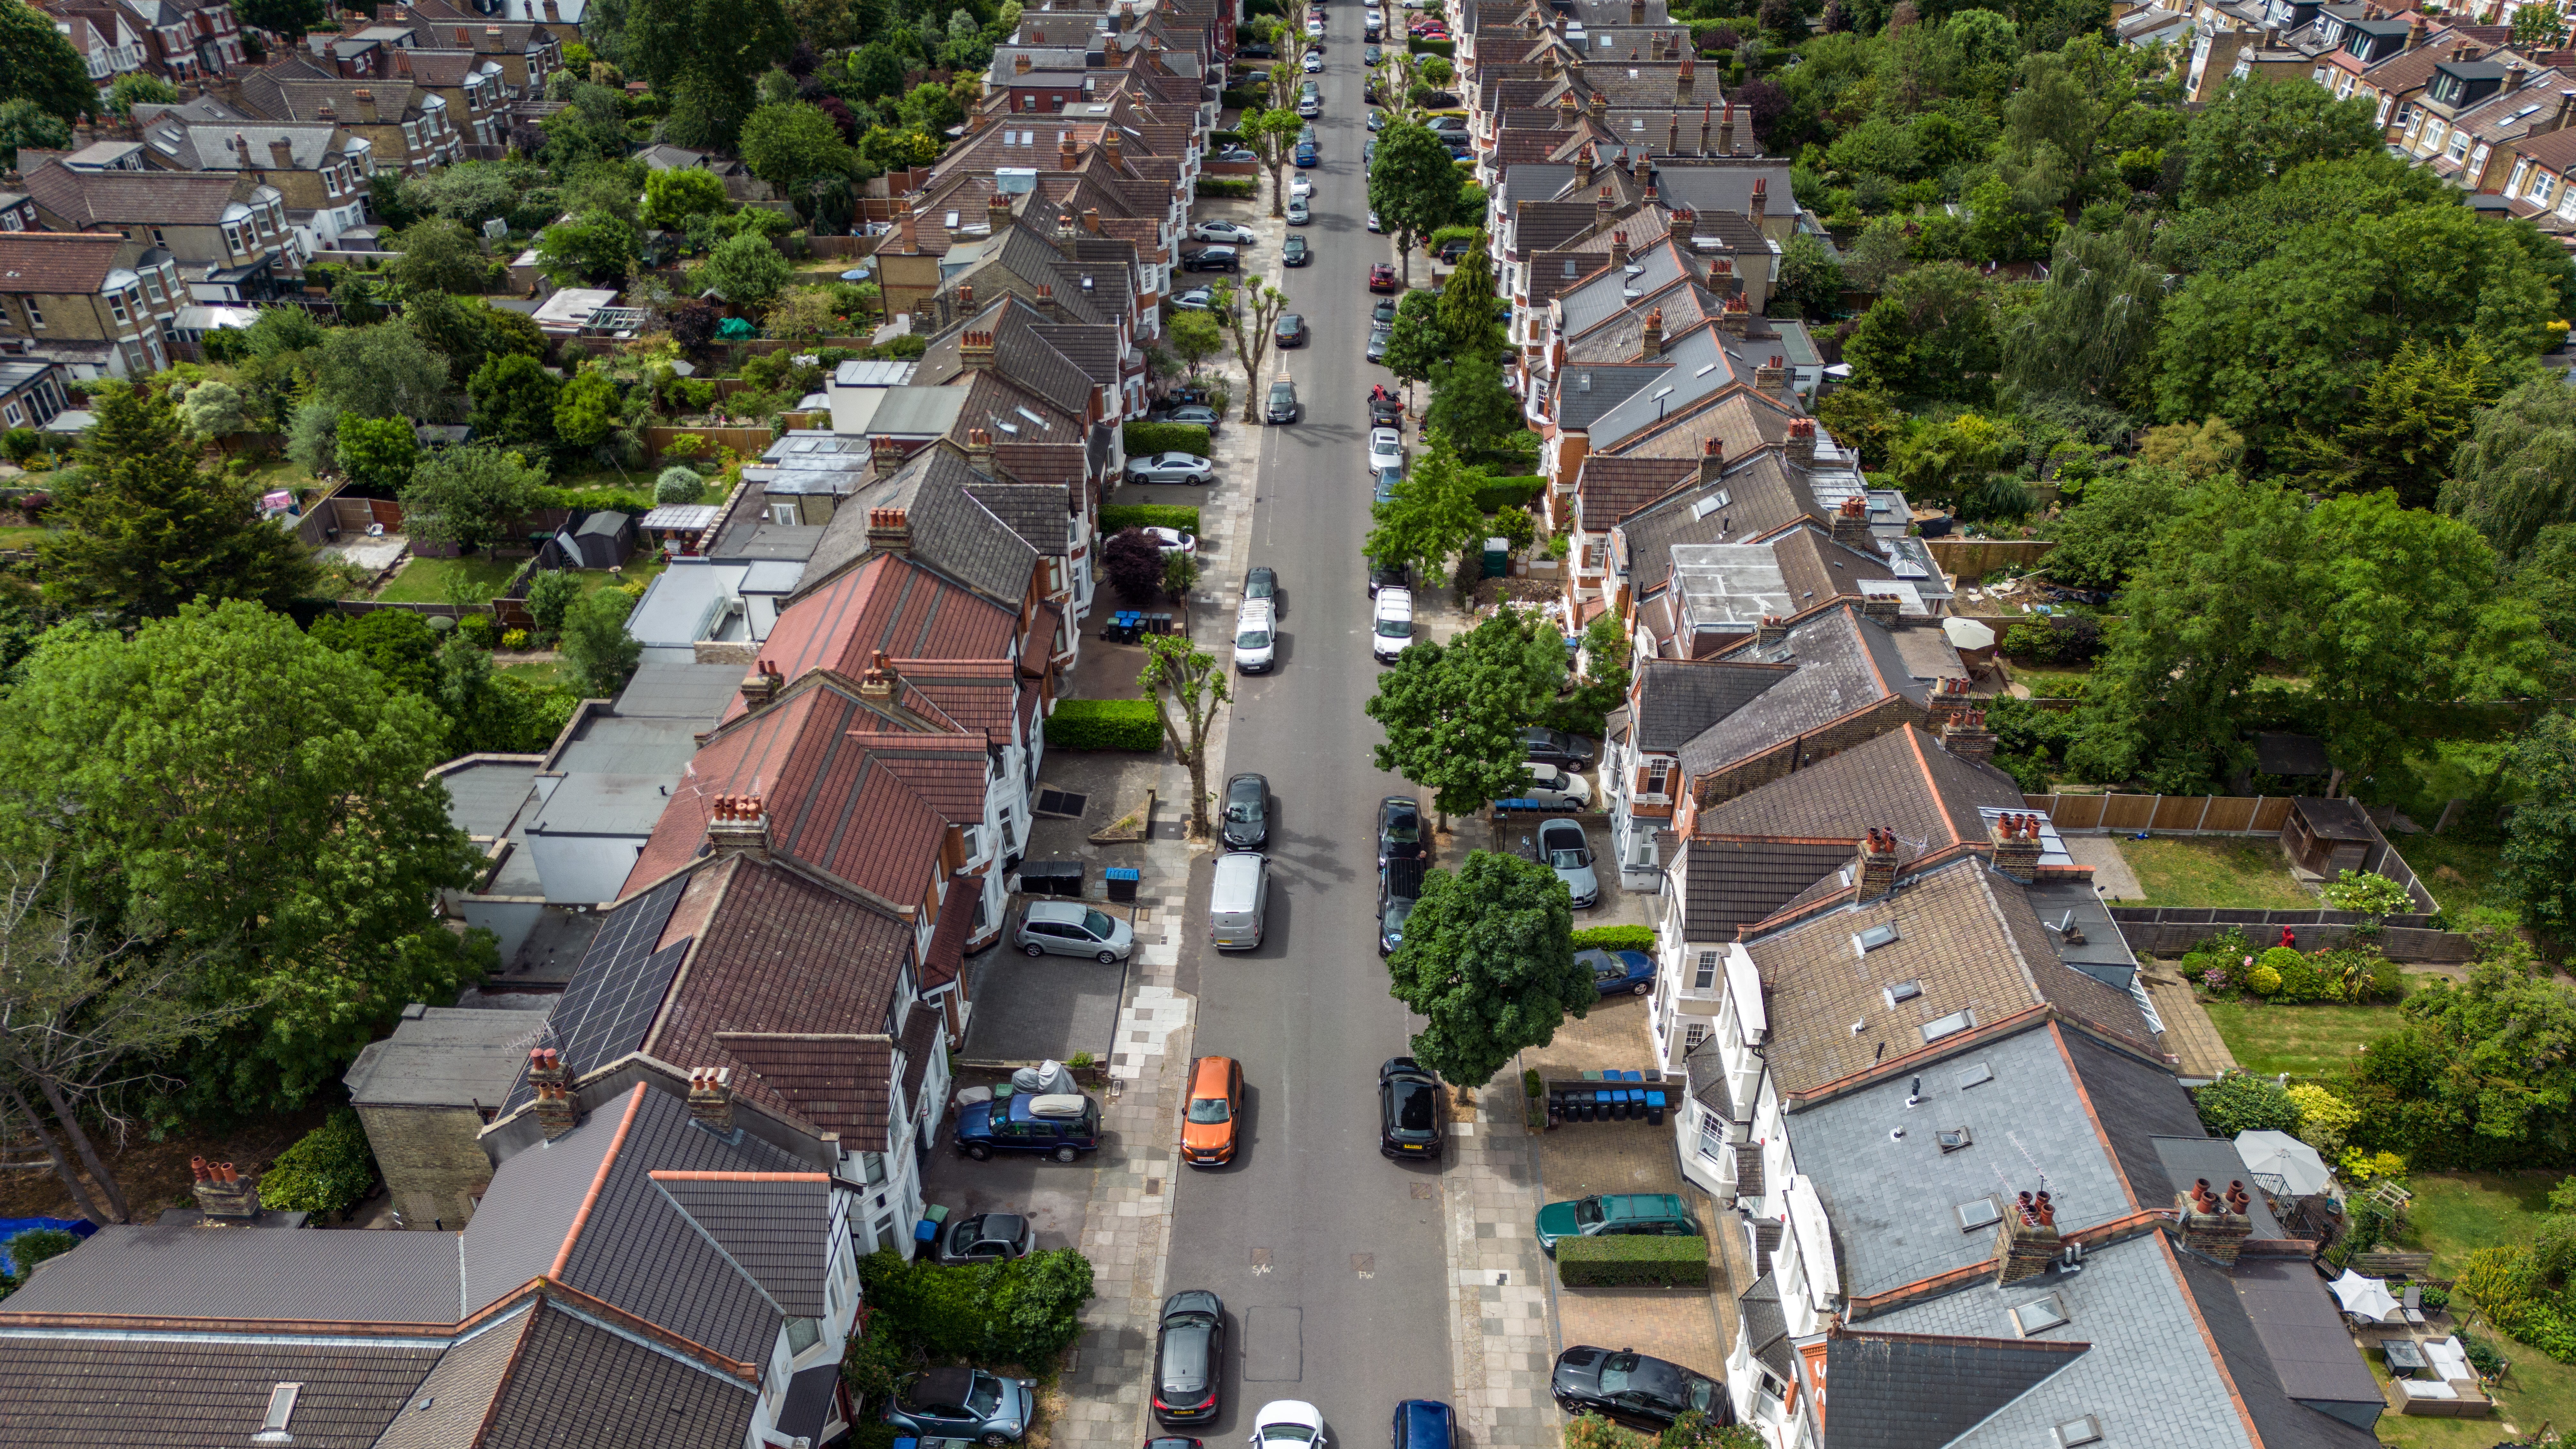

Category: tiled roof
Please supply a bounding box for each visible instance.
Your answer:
[1676,835,1852,941]
[719,1030,895,1149]
[755,554,1020,701]
[970,482,1073,552]
[1737,1273,1795,1381]
[1678,606,1927,778]
[372,1304,531,1449]
[1574,455,1696,525]
[840,730,992,820]
[893,656,1025,746]
[898,997,944,1106]
[1631,655,1793,753]
[2060,1026,2217,1207]
[648,1170,834,1316]
[0,1223,464,1323]
[790,448,1044,615]
[0,1333,442,1448]
[0,232,123,294]
[1821,1329,2088,1448]
[2510,120,2576,174]
[1693,726,2024,853]
[473,1294,759,1449]
[19,162,251,226]
[921,878,975,990]
[1771,523,1893,603]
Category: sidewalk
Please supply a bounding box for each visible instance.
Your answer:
[1443,1091,1558,1449]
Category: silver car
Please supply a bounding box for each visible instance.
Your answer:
[1538,818,1598,909]
[1367,323,1392,361]
[1128,450,1215,485]
[1016,901,1136,962]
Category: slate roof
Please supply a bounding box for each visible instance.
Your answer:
[1676,835,1854,942]
[1612,452,1822,590]
[969,482,1073,552]
[1820,1330,2089,1449]
[471,1294,760,1449]
[2058,1027,2227,1209]
[1678,606,1929,778]
[19,162,254,226]
[898,999,944,1107]
[0,232,124,294]
[370,1303,533,1449]
[2183,1250,2388,1444]
[1737,1273,1795,1380]
[1630,656,1793,753]
[1772,524,1895,604]
[648,1170,834,1316]
[792,446,1043,614]
[0,1332,443,1448]
[720,1031,893,1146]
[1692,726,2026,855]
[0,1225,464,1324]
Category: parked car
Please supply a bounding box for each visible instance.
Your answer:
[1251,1401,1329,1449]
[1364,138,1377,166]
[1289,171,1315,198]
[1367,426,1404,474]
[1365,42,1382,62]
[1368,556,1409,597]
[1369,262,1399,290]
[1368,109,1387,130]
[1297,90,1321,117]
[1192,219,1259,245]
[1171,287,1216,310]
[934,1211,1037,1265]
[1378,856,1423,957]
[1302,47,1324,70]
[1438,236,1473,265]
[1369,391,1403,427]
[1181,1055,1244,1166]
[1517,761,1591,809]
[1214,145,1259,162]
[1245,565,1278,604]
[1222,772,1270,847]
[1581,947,1655,997]
[1286,196,1311,224]
[1295,138,1319,166]
[954,1091,1102,1162]
[1367,323,1392,362]
[887,1369,1037,1446]
[1538,818,1598,908]
[1276,312,1308,346]
[1373,465,1402,505]
[1266,377,1300,423]
[1016,901,1134,962]
[1305,14,1323,34]
[1367,208,1384,232]
[1128,451,1215,485]
[1371,586,1413,662]
[1520,726,1599,770]
[1549,1348,1727,1432]
[1142,526,1197,555]
[1391,1400,1454,1449]
[1377,794,1424,865]
[1182,246,1240,272]
[1535,1193,1701,1256]
[1282,234,1311,266]
[1154,1290,1227,1425]
[1234,601,1276,674]
[1372,298,1399,325]
[1426,114,1468,132]
[1152,385,1213,414]
[1378,1056,1442,1159]
[1240,40,1276,56]
[1167,405,1223,430]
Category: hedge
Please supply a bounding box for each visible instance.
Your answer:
[1199,176,1260,199]
[1050,698,1165,751]
[1123,421,1213,457]
[1213,128,1245,145]
[1572,925,1656,953]
[1430,223,1482,245]
[1409,36,1454,56]
[1472,475,1545,512]
[257,1108,378,1217]
[1220,88,1265,110]
[1555,1234,1711,1288]
[854,1246,1097,1370]
[1101,504,1202,534]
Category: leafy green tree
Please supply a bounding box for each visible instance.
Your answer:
[41,384,318,619]
[2286,339,2505,507]
[406,291,544,388]
[1384,849,1592,1086]
[468,353,563,448]
[1168,309,1224,379]
[2443,376,2576,564]
[313,319,450,422]
[1888,412,2015,514]
[1366,605,1568,828]
[2503,714,2576,939]
[2515,2,2569,48]
[2039,462,2184,589]
[2181,77,2381,210]
[1437,238,1503,362]
[643,167,731,229]
[0,98,69,169]
[310,608,446,698]
[1364,430,1484,582]
[2154,153,2439,279]
[559,585,643,695]
[0,0,96,121]
[2191,1070,2302,1136]
[174,379,251,457]
[399,445,546,557]
[2379,959,2576,1148]
[1773,233,1845,320]
[1998,34,2133,202]
[1842,263,1997,403]
[553,370,623,452]
[1239,107,1305,217]
[626,0,792,146]
[102,72,178,117]
[1379,288,1445,396]
[693,229,794,309]
[740,102,860,222]
[535,208,642,287]
[0,602,492,1111]
[1368,120,1466,284]
[1422,356,1521,456]
[524,568,583,637]
[335,413,420,492]
[2002,217,2162,405]
[384,218,489,295]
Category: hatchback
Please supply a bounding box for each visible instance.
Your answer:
[1520,725,1599,770]
[1302,48,1323,70]
[1287,195,1311,224]
[1015,900,1134,962]
[1365,42,1382,62]
[1266,377,1301,423]
[1222,772,1270,847]
[1367,427,1404,474]
[1371,586,1413,662]
[1295,139,1318,166]
[934,1211,1037,1265]
[1549,1348,1727,1431]
[1538,818,1598,908]
[1378,856,1423,957]
[1283,234,1311,265]
[1517,761,1590,809]
[1378,1056,1442,1159]
[1154,1291,1228,1424]
[1245,565,1278,603]
[1181,1055,1244,1166]
[1276,312,1308,345]
[1582,947,1655,997]
[1369,261,1399,290]
[1183,246,1240,272]
[1391,1400,1454,1449]
[1373,465,1402,506]
[886,1368,1036,1446]
[1535,1193,1702,1257]
[1367,557,1409,597]
[1367,323,1392,362]
[1376,795,1424,864]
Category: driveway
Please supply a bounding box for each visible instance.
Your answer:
[962,901,1134,1064]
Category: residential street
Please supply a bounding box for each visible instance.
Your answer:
[1156,12,1461,1445]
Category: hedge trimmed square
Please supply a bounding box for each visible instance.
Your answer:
[1554,1234,1711,1288]
[1123,422,1214,458]
[1101,504,1203,535]
[1050,699,1166,751]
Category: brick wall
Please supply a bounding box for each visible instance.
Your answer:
[352,1101,493,1230]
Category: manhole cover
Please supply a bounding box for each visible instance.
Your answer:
[1249,1247,1272,1266]
[1411,1183,1435,1200]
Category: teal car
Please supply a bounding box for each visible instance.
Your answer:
[1534,1193,1703,1257]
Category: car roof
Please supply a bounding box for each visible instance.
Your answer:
[1026,900,1089,923]
[1190,1054,1235,1092]
[982,1212,1028,1236]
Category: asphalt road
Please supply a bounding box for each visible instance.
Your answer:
[1156,11,1459,1449]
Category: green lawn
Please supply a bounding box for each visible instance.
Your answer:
[375,554,523,604]
[579,553,665,594]
[2200,997,2400,1079]
[0,526,51,550]
[2392,832,2514,930]
[2111,836,2321,909]
[2373,1171,2576,1445]
[2003,661,2093,698]
[499,659,571,688]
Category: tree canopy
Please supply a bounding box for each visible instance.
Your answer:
[1384,850,1592,1086]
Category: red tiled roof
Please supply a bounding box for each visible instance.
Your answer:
[1576,456,1696,525]
[715,1029,895,1148]
[0,232,122,295]
[732,555,1019,723]
[893,657,1024,745]
[840,731,991,821]
[920,880,975,991]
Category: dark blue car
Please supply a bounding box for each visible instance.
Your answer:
[1393,1399,1455,1449]
[1581,947,1654,997]
[955,1092,1103,1162]
[1295,140,1319,166]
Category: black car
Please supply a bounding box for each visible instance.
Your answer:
[1520,726,1599,770]
[1241,40,1277,56]
[1275,311,1308,347]
[1284,234,1311,266]
[1377,795,1423,866]
[1368,556,1408,596]
[1222,772,1269,850]
[1152,386,1213,416]
[933,1211,1037,1265]
[1438,237,1474,265]
[1549,1347,1728,1431]
[1245,565,1278,605]
[1182,246,1240,272]
[1379,1057,1443,1159]
[1368,393,1404,428]
[1266,377,1300,424]
[1154,1290,1226,1425]
[1378,856,1423,957]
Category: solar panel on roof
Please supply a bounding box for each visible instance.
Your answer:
[504,874,691,1111]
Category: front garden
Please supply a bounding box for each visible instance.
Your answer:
[842,1245,1097,1449]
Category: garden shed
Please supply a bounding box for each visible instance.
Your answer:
[555,510,635,570]
[2281,796,2377,878]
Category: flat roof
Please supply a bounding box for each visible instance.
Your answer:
[527,772,679,839]
[344,1004,551,1108]
[443,758,541,839]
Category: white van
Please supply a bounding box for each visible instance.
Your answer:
[1372,586,1414,662]
[1235,599,1276,673]
[1208,850,1269,951]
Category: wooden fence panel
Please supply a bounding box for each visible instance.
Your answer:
[2198,797,2259,832]
[2096,795,2156,831]
[2251,797,2295,832]
[1924,538,2057,580]
[2152,796,2209,832]
[645,425,790,458]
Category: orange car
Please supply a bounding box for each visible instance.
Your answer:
[1181,1055,1243,1167]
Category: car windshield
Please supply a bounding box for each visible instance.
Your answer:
[1595,1355,1645,1394]
[967,1376,1002,1416]
[1263,1429,1320,1445]
[1385,812,1418,842]
[1083,908,1116,938]
[1226,794,1261,820]
[1377,616,1411,638]
[1187,1095,1231,1124]
[1550,846,1591,869]
[1237,627,1271,649]
[1688,1379,1715,1413]
[1574,1195,1605,1225]
[1383,898,1412,932]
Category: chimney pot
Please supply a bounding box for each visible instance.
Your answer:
[1698,435,1725,485]
[868,505,913,554]
[687,1066,735,1131]
[1754,613,1788,649]
[1995,1189,2062,1285]
[1856,824,1898,898]
[1786,417,1817,467]
[1990,810,2044,883]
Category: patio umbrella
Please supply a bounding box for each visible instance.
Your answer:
[1943,617,1997,652]
[2235,1129,2334,1197]
[2329,1269,2404,1324]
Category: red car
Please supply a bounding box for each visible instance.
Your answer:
[1369,262,1400,292]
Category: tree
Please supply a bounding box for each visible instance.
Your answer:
[2001,217,2163,406]
[1436,239,1503,359]
[0,0,95,121]
[1998,34,2133,201]
[1368,120,1466,284]
[384,218,489,296]
[1887,411,2015,514]
[0,862,248,1224]
[102,72,178,117]
[2138,417,2244,478]
[525,569,583,638]
[552,370,625,456]
[656,465,707,503]
[334,413,419,492]
[466,353,563,451]
[2285,339,2505,507]
[2039,462,2185,590]
[1169,309,1225,379]
[626,0,794,147]
[41,384,318,619]
[1100,527,1166,604]
[644,166,731,229]
[2516,1,2569,49]
[1841,263,1997,403]
[1138,632,1230,839]
[313,319,450,422]
[694,229,795,310]
[2503,713,2576,939]
[399,445,546,556]
[1378,288,1444,401]
[2443,377,2576,564]
[0,98,69,169]
[1422,355,1521,456]
[740,101,859,222]
[535,208,642,287]
[173,379,251,457]
[1773,233,1845,320]
[558,585,643,695]
[1212,275,1291,424]
[1384,849,1592,1086]
[232,0,327,38]
[1238,107,1305,218]
[1364,430,1484,581]
[0,602,491,1111]
[1366,605,1568,828]
[310,608,445,698]
[2182,77,2380,210]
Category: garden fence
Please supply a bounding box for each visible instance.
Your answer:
[2110,909,2473,963]
[1924,538,2056,580]
[2023,793,2296,835]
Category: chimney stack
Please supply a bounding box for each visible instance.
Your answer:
[528,1048,577,1139]
[1083,206,1102,234]
[1786,417,1817,467]
[868,505,912,554]
[268,136,295,169]
[961,328,996,367]
[1058,129,1080,169]
[1856,826,1898,899]
[1830,494,1873,549]
[1676,53,1694,102]
[1104,129,1121,167]
[1990,812,2043,883]
[2177,1178,2255,1265]
[1609,226,1629,265]
[1557,91,1578,124]
[190,1156,263,1220]
[1698,435,1725,485]
[707,793,770,859]
[687,1067,735,1131]
[1718,101,1736,155]
[1857,590,1901,628]
[1942,705,1995,765]
[1015,50,1033,73]
[1629,0,1644,20]
[966,425,996,469]
[988,190,1012,234]
[1750,175,1768,218]
[1719,291,1751,337]
[1755,353,1786,391]
[1640,308,1664,359]
[1994,1192,2060,1285]
[1589,92,1608,118]
[1753,614,1788,649]
[739,657,784,709]
[1699,101,1712,154]
[870,437,906,478]
[2407,12,2426,44]
[860,648,899,700]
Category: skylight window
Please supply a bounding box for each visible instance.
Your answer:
[1882,979,1920,1006]
[2053,1417,2103,1448]
[1689,490,1730,519]
[1956,1197,2001,1232]
[1955,1062,1994,1091]
[1920,1008,1975,1042]
[1937,1125,1972,1153]
[254,1384,303,1445]
[1854,923,1899,953]
[2011,1293,2069,1336]
[1695,362,1717,377]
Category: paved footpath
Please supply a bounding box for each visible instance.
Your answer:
[1445,1082,1559,1449]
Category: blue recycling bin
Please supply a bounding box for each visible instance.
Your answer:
[914,1218,939,1244]
[1645,1089,1668,1126]
[1105,866,1140,902]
